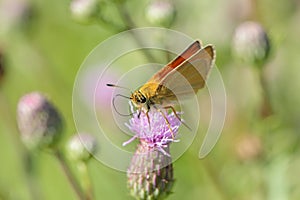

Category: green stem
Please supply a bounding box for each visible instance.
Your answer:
[250,0,262,21]
[258,68,273,118]
[95,2,162,63]
[23,151,41,200]
[116,3,157,62]
[95,12,126,32]
[77,162,94,200]
[54,150,85,200]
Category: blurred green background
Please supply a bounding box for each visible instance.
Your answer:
[1,0,300,199]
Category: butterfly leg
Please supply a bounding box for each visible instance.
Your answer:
[163,106,192,131]
[158,109,175,139]
[138,108,151,129]
[145,110,151,129]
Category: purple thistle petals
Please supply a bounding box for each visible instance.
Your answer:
[122,135,138,147]
[124,103,181,156]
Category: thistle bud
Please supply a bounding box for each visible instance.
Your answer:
[70,0,99,24]
[17,92,63,150]
[232,21,270,65]
[0,0,32,33]
[145,0,176,27]
[66,133,97,162]
[127,141,174,200]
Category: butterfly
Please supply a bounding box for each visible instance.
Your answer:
[108,40,215,135]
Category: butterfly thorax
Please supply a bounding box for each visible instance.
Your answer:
[131,82,176,112]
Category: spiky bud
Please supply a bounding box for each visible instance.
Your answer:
[66,133,98,162]
[17,92,63,150]
[232,21,270,65]
[145,0,176,27]
[127,141,174,200]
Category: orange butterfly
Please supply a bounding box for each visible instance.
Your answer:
[108,41,215,135]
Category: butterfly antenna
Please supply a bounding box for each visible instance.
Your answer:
[112,94,134,117]
[106,83,132,94]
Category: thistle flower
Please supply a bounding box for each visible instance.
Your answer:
[232,21,270,65]
[66,133,98,162]
[17,92,63,150]
[124,109,181,156]
[145,0,176,27]
[125,108,181,200]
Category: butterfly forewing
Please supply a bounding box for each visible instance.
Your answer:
[136,41,215,109]
[148,41,202,83]
[156,45,215,100]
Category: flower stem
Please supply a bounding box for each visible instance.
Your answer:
[54,150,85,200]
[95,12,126,32]
[116,3,157,62]
[258,68,273,118]
[77,162,94,200]
[95,2,159,62]
[23,150,41,200]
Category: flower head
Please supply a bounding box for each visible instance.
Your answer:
[146,0,176,27]
[66,133,98,162]
[70,0,99,24]
[17,92,63,150]
[123,106,181,156]
[232,21,271,65]
[126,105,181,200]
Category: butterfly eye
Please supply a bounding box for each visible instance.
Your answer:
[135,93,146,104]
[140,96,146,103]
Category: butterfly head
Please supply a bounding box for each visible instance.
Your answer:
[130,90,147,108]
